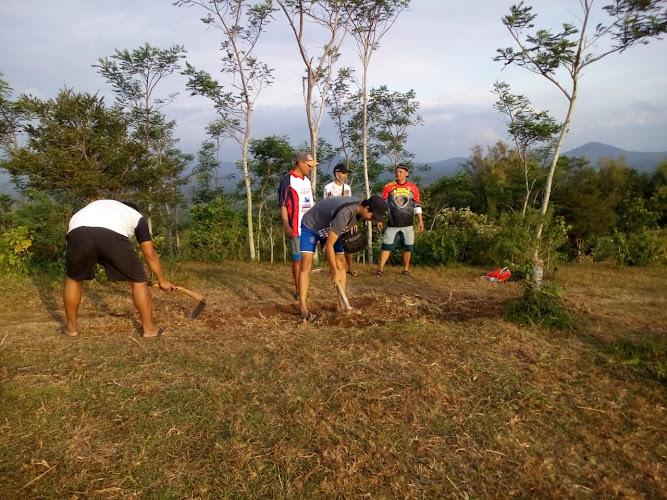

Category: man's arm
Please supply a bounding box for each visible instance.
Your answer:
[416,212,424,232]
[324,232,341,284]
[139,240,174,291]
[280,206,292,238]
[413,184,424,232]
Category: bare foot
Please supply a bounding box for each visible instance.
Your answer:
[60,326,79,337]
[141,327,166,338]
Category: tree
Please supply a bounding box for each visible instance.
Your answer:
[0,73,32,154]
[492,81,560,218]
[344,0,410,200]
[495,0,666,286]
[247,135,295,262]
[326,67,359,168]
[343,0,410,263]
[2,89,145,204]
[95,43,188,233]
[367,85,423,169]
[177,0,275,261]
[276,0,355,191]
[0,73,34,194]
[421,174,476,231]
[462,142,526,217]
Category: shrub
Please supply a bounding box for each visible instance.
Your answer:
[412,208,568,270]
[0,226,32,274]
[506,284,573,330]
[185,197,248,261]
[613,230,666,267]
[11,192,70,263]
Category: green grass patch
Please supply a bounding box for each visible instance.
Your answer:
[506,284,574,330]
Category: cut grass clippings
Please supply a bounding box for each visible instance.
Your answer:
[0,262,665,498]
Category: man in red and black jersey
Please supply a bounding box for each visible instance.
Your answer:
[375,163,424,277]
[278,151,317,299]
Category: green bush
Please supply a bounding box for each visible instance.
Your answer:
[613,230,666,267]
[412,208,568,270]
[11,192,70,264]
[506,284,573,330]
[0,226,32,274]
[185,197,248,261]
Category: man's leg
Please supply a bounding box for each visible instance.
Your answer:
[403,251,412,273]
[132,281,162,337]
[299,252,314,316]
[292,259,301,297]
[402,226,415,274]
[63,277,82,336]
[377,250,391,273]
[346,253,357,275]
[335,252,347,311]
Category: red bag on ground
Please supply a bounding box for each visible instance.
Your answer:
[485,267,511,282]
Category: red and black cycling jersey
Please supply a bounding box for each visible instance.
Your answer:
[381,180,422,228]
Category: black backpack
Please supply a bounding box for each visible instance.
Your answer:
[332,201,367,254]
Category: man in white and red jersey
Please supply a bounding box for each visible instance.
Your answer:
[375,163,424,277]
[63,200,175,338]
[278,151,317,299]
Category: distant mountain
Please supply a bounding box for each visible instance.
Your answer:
[415,157,467,185]
[2,142,665,196]
[414,142,666,185]
[561,142,667,173]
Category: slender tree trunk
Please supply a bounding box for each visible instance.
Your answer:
[532,86,578,288]
[521,161,530,219]
[361,56,374,264]
[257,202,263,261]
[242,108,256,261]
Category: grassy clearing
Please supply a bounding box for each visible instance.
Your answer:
[1,262,665,498]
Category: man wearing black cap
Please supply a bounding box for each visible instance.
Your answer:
[323,162,352,199]
[323,162,358,277]
[375,163,424,277]
[297,195,387,322]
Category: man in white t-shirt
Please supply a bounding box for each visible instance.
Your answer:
[323,162,357,276]
[63,200,174,338]
[278,151,317,299]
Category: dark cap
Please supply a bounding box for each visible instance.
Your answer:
[396,163,409,173]
[363,195,388,221]
[295,151,318,166]
[333,163,349,175]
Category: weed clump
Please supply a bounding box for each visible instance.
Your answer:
[610,336,667,383]
[506,284,573,330]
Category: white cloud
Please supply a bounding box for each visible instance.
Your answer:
[1,0,665,164]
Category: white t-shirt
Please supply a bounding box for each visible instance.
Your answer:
[68,200,147,240]
[323,181,352,199]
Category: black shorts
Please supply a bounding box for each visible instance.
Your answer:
[66,227,147,282]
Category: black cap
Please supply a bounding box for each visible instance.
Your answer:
[396,163,409,173]
[333,163,349,175]
[364,195,387,221]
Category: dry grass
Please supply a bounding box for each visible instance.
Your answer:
[0,262,665,498]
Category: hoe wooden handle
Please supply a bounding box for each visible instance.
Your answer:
[150,283,205,302]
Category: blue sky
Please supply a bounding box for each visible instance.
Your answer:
[1,0,666,166]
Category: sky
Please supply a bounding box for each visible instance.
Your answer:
[1,0,666,168]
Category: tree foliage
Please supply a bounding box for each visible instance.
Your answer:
[3,89,146,203]
[495,0,667,284]
[178,0,276,261]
